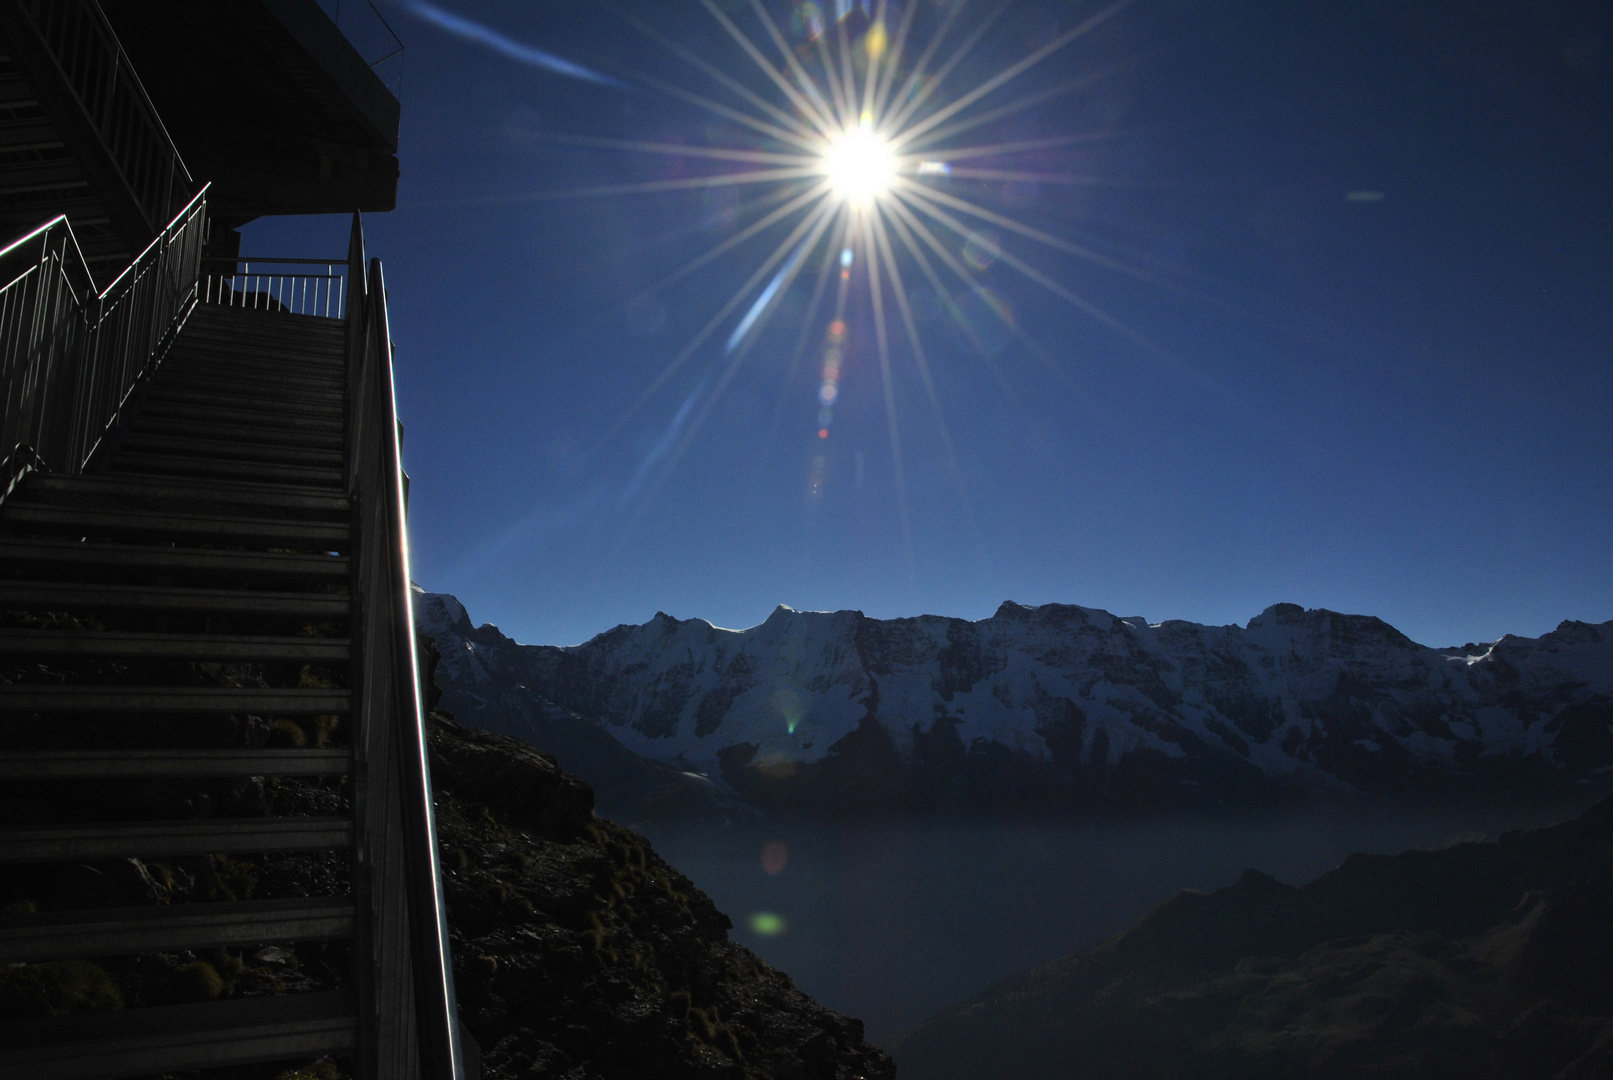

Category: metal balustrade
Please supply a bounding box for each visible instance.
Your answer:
[0,206,465,1077]
[202,257,350,319]
[0,0,192,240]
[343,210,467,1080]
[0,184,206,499]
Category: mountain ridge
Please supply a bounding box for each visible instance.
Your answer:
[890,794,1613,1079]
[415,588,1613,816]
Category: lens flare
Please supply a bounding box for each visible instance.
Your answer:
[748,912,787,936]
[560,0,1168,583]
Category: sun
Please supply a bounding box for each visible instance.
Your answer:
[543,0,1148,573]
[821,123,897,205]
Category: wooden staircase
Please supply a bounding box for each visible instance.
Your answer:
[0,296,459,1077]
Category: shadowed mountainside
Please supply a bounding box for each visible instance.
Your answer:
[892,795,1613,1080]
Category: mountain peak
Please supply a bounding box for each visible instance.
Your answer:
[1248,602,1307,627]
[415,590,1613,815]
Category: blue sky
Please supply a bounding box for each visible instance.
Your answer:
[250,0,1612,649]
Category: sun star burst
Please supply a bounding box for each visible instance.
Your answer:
[822,123,897,205]
[546,0,1150,584]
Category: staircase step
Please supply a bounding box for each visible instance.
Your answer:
[170,332,346,354]
[0,127,64,154]
[158,367,345,392]
[0,748,352,780]
[0,159,84,189]
[163,353,345,377]
[0,817,354,862]
[136,402,344,432]
[181,316,348,345]
[0,989,356,1080]
[1,505,348,547]
[128,417,344,450]
[179,319,347,344]
[0,538,348,579]
[171,343,344,359]
[149,375,345,403]
[146,375,344,399]
[114,434,343,467]
[179,322,346,346]
[144,384,345,409]
[169,336,345,358]
[0,686,349,713]
[0,897,356,964]
[187,301,347,323]
[0,581,350,617]
[22,474,350,513]
[165,344,344,365]
[137,400,346,425]
[107,452,343,486]
[0,629,349,662]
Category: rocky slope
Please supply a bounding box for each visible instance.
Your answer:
[416,589,1613,815]
[891,794,1613,1080]
[422,643,896,1080]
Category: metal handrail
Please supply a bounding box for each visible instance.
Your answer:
[0,184,208,499]
[344,211,465,1080]
[201,257,350,319]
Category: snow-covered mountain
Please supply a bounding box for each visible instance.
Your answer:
[415,588,1613,815]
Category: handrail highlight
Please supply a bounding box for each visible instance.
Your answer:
[344,210,465,1080]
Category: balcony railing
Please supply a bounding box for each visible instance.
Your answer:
[201,257,350,320]
[0,184,207,499]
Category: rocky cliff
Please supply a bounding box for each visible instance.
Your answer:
[891,795,1613,1080]
[421,635,896,1080]
[416,589,1613,815]
[429,713,895,1080]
